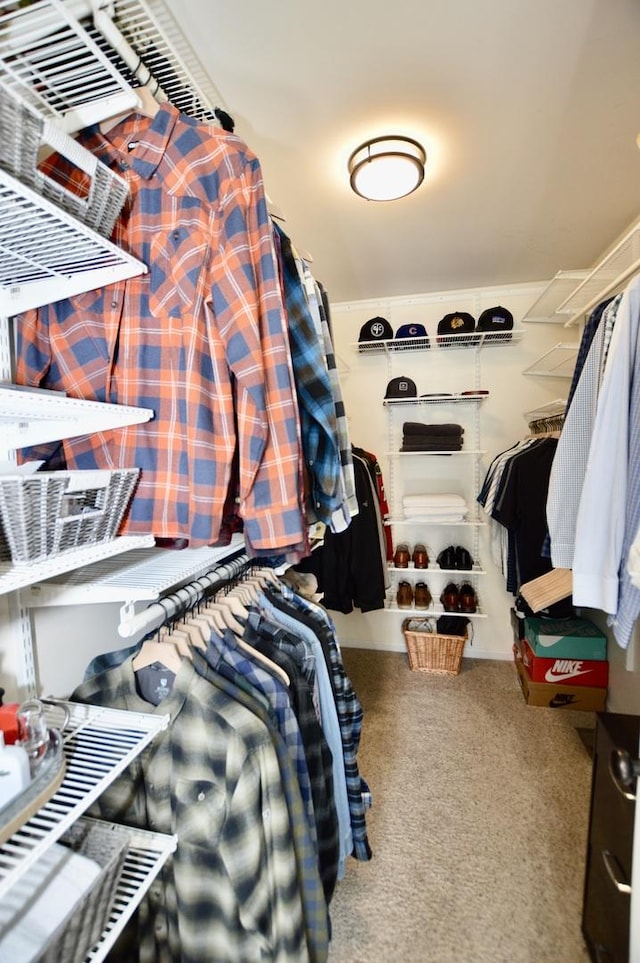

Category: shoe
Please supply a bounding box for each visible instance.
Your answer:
[436,546,456,570]
[397,581,414,609]
[412,543,429,569]
[440,582,459,612]
[394,543,410,568]
[414,582,432,609]
[454,546,473,570]
[459,582,477,613]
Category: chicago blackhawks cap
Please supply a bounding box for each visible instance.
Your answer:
[358,316,394,343]
[384,375,418,400]
[437,311,477,347]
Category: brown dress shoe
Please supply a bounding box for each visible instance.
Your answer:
[412,543,429,569]
[459,582,478,613]
[414,581,432,609]
[440,582,459,612]
[394,543,410,568]
[396,580,414,608]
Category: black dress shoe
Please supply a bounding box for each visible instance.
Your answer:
[454,546,473,570]
[436,546,456,570]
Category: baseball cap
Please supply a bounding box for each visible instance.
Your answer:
[358,316,393,349]
[384,376,418,400]
[476,306,513,342]
[395,323,430,345]
[436,312,476,347]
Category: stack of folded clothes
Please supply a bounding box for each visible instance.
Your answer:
[402,492,469,522]
[400,422,464,452]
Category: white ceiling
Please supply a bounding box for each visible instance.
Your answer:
[179,0,640,304]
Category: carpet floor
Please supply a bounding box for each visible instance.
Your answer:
[328,649,594,963]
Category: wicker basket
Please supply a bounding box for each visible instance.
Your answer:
[0,83,129,238]
[402,617,466,675]
[0,468,139,564]
[35,819,129,963]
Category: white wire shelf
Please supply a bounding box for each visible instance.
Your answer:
[386,518,487,528]
[383,394,488,406]
[388,450,486,457]
[521,271,588,323]
[24,534,247,607]
[0,167,146,315]
[522,342,579,378]
[0,535,155,595]
[0,0,139,133]
[559,221,640,326]
[523,398,567,421]
[385,601,488,618]
[387,564,487,577]
[353,328,525,354]
[0,702,169,901]
[0,386,154,449]
[83,819,176,963]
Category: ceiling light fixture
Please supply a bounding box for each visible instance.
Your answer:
[348,135,426,201]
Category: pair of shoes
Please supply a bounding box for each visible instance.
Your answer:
[393,543,429,568]
[397,580,413,608]
[440,581,478,613]
[414,582,432,609]
[436,545,474,570]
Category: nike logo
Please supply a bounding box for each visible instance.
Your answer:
[545,667,591,683]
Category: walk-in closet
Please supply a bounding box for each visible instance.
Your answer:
[1,1,640,961]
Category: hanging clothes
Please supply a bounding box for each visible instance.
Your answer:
[16,103,306,556]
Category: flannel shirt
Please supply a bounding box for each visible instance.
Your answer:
[274,224,344,525]
[16,104,304,553]
[264,586,373,862]
[244,610,340,902]
[71,654,315,963]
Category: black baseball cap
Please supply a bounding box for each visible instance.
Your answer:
[358,316,393,343]
[477,305,514,342]
[384,376,418,400]
[437,312,476,347]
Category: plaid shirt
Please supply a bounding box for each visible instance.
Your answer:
[264,585,373,863]
[274,224,343,526]
[71,653,325,963]
[16,104,304,553]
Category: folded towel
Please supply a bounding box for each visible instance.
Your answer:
[403,504,469,516]
[402,422,464,436]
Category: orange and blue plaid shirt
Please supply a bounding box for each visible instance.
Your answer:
[16,104,305,552]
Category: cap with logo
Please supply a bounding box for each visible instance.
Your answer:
[476,305,514,342]
[384,376,418,400]
[436,311,476,347]
[394,322,430,350]
[358,316,394,350]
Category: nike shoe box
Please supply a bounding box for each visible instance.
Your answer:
[513,650,607,712]
[523,615,607,661]
[518,637,609,688]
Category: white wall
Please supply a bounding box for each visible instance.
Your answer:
[329,280,569,660]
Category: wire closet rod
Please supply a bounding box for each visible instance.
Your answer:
[118,546,248,638]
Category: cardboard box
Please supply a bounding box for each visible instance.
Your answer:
[518,637,609,688]
[514,655,607,712]
[523,615,607,661]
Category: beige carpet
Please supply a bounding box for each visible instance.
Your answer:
[328,649,594,963]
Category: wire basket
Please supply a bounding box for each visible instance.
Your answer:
[0,468,139,564]
[34,819,129,963]
[402,617,467,675]
[0,82,129,237]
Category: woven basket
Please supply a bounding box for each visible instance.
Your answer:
[0,468,139,563]
[402,617,466,675]
[35,819,129,963]
[0,82,129,238]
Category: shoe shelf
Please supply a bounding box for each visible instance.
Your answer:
[385,601,487,618]
[388,564,487,577]
[0,701,170,901]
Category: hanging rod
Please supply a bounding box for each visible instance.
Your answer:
[118,547,248,639]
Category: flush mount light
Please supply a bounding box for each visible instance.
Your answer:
[348,135,426,201]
